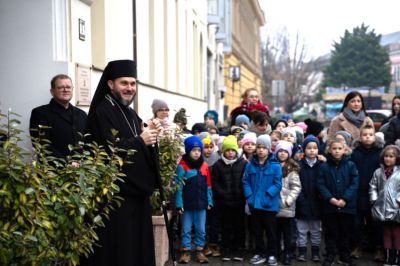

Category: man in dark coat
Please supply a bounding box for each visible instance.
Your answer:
[82,59,160,266]
[29,74,87,158]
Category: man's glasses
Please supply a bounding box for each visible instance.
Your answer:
[55,86,73,91]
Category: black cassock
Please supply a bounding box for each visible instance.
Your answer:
[81,94,157,266]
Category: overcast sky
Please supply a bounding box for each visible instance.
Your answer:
[259,0,400,58]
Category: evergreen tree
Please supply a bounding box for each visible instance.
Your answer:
[323,24,391,88]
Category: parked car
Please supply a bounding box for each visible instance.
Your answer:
[366,109,392,131]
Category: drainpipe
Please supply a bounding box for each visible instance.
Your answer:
[133,0,138,111]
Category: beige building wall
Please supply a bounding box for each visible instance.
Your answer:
[136,0,209,126]
[223,0,265,119]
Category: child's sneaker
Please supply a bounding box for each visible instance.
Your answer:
[337,257,356,266]
[179,250,191,264]
[232,253,244,261]
[203,244,212,256]
[322,254,335,266]
[350,247,362,259]
[311,246,320,262]
[249,254,266,264]
[267,255,278,266]
[221,249,231,261]
[195,250,209,264]
[297,246,307,262]
[209,243,221,257]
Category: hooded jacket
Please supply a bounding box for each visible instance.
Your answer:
[370,165,400,222]
[242,154,282,212]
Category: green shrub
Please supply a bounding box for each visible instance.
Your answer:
[150,125,183,215]
[0,110,129,266]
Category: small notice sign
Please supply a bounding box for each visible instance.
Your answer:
[75,63,91,106]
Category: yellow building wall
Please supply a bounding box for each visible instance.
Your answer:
[223,54,263,119]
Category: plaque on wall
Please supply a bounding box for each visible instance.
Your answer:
[75,63,91,106]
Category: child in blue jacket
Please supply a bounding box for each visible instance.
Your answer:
[175,135,213,264]
[242,134,282,266]
[317,138,359,266]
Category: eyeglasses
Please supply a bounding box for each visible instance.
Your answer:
[158,108,169,112]
[55,86,73,91]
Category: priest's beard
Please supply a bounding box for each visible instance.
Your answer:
[111,91,134,106]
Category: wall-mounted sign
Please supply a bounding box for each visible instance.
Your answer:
[75,64,91,106]
[79,19,86,41]
[229,66,240,82]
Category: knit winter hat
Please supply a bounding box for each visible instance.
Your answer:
[334,130,353,147]
[273,119,288,130]
[222,135,239,153]
[173,108,188,126]
[295,122,308,132]
[275,140,293,158]
[302,134,320,150]
[241,132,257,145]
[206,124,219,134]
[304,118,324,137]
[204,110,219,125]
[231,125,245,135]
[184,135,203,154]
[235,114,250,126]
[191,123,207,135]
[256,134,271,150]
[282,127,297,143]
[199,132,213,146]
[151,99,168,114]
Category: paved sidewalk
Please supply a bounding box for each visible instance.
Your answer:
[166,250,381,265]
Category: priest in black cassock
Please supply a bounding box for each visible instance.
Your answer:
[81,60,161,266]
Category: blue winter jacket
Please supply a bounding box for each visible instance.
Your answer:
[317,155,359,215]
[242,154,282,212]
[174,159,213,210]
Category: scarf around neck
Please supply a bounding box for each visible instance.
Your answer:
[221,154,237,165]
[342,107,365,128]
[182,154,204,170]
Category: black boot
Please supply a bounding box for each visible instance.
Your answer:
[297,246,307,262]
[311,246,320,262]
[383,248,391,266]
[393,249,400,266]
[283,250,292,265]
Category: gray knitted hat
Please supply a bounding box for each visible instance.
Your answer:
[151,99,168,114]
[256,134,271,150]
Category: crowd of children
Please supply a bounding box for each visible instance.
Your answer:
[169,107,400,266]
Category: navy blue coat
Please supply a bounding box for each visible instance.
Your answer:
[351,139,383,210]
[296,159,322,220]
[317,155,359,215]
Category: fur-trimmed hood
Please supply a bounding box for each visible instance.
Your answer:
[352,135,385,150]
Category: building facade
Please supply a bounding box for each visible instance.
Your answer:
[208,0,265,124]
[0,0,213,149]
